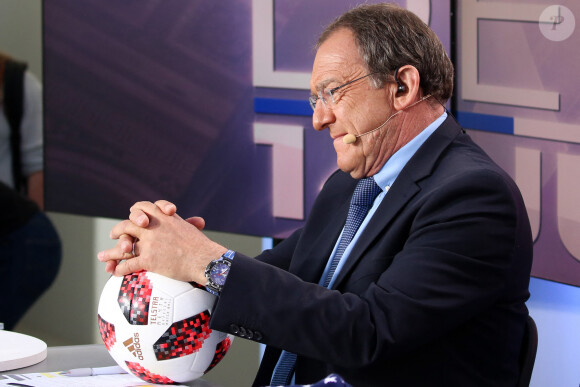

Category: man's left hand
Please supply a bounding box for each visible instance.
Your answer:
[97,201,227,285]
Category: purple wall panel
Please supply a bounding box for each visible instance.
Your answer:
[44,1,450,240]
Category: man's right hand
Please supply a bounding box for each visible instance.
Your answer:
[97,200,216,283]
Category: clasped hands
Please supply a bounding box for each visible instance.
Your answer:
[97,200,227,286]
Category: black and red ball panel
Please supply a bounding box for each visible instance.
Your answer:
[97,314,116,351]
[118,272,154,325]
[125,361,177,385]
[153,311,212,361]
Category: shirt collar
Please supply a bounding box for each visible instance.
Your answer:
[373,111,447,192]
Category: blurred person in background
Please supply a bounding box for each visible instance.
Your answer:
[0,51,61,331]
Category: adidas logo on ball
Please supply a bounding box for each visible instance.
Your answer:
[123,334,144,360]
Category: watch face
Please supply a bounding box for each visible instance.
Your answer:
[209,261,230,286]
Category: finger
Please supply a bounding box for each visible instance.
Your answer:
[129,201,170,228]
[130,201,166,216]
[119,234,135,254]
[113,257,144,277]
[185,216,205,230]
[129,209,150,228]
[105,260,118,274]
[154,200,177,216]
[97,241,133,262]
[110,219,144,241]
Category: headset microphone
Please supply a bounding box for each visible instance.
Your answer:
[343,134,357,144]
[342,94,432,144]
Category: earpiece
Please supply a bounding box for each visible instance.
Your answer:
[394,67,406,93]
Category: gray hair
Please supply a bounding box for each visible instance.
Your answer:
[317,3,454,103]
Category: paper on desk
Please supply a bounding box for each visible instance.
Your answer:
[0,371,186,386]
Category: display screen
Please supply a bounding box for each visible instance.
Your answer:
[454,1,580,287]
[44,0,451,239]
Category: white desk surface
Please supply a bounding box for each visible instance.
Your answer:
[0,344,221,386]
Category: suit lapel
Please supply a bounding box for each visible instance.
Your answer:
[332,116,463,289]
[290,184,353,283]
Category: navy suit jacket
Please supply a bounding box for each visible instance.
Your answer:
[210,116,533,386]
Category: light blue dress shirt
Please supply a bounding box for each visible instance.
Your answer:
[319,111,447,288]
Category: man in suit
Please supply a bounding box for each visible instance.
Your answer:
[99,3,533,386]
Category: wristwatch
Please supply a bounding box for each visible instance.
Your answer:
[204,250,235,296]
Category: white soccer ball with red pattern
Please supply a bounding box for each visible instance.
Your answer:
[97,271,233,385]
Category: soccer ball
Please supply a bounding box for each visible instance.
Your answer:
[97,271,233,385]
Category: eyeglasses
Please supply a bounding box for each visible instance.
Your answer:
[308,72,377,111]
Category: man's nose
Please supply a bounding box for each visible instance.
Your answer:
[312,103,335,131]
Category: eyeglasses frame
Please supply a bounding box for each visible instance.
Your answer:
[309,72,379,111]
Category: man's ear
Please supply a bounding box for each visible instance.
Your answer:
[392,65,421,110]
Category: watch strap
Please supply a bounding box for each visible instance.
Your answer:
[221,249,235,261]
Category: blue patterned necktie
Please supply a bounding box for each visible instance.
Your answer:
[270,177,382,386]
[322,177,382,287]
